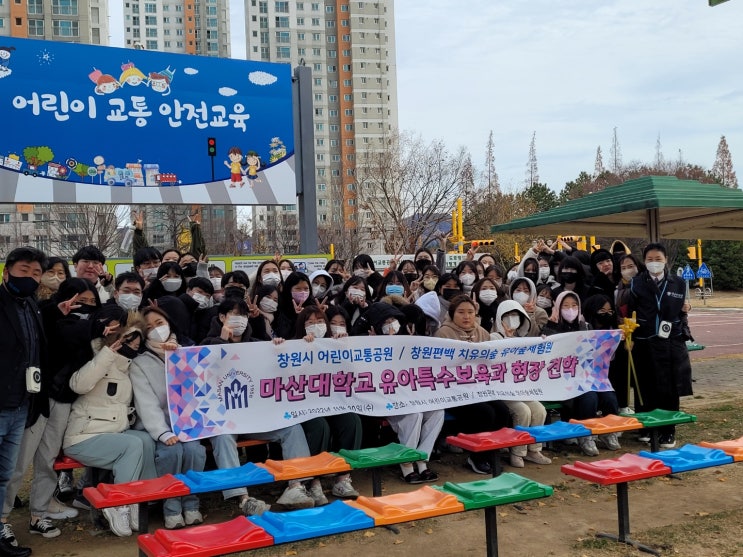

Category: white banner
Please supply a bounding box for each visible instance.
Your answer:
[166,331,621,441]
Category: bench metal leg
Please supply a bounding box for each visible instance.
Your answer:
[650,430,660,453]
[489,451,501,478]
[595,482,659,556]
[138,501,149,534]
[372,469,399,535]
[484,507,498,557]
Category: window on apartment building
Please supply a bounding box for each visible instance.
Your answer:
[344,109,353,116]
[332,169,340,177]
[164,40,171,47]
[259,31,268,42]
[329,124,339,132]
[312,32,320,40]
[313,63,321,71]
[326,20,335,28]
[315,123,324,131]
[146,27,157,37]
[345,124,353,131]
[344,94,352,101]
[144,2,156,13]
[313,80,322,88]
[327,35,336,43]
[27,0,42,14]
[52,0,78,16]
[146,40,158,49]
[258,1,267,13]
[296,18,304,25]
[145,15,156,24]
[0,19,4,30]
[297,32,305,39]
[342,49,351,56]
[28,19,44,35]
[311,2,319,10]
[328,94,337,102]
[318,183,326,191]
[331,155,340,162]
[259,16,267,27]
[343,79,351,86]
[0,214,10,224]
[327,65,336,72]
[311,17,320,26]
[330,139,338,146]
[275,30,290,42]
[276,46,290,58]
[311,47,321,55]
[316,154,324,162]
[297,2,304,9]
[297,47,305,55]
[316,139,324,146]
[53,20,79,37]
[260,46,269,58]
[275,1,289,13]
[341,19,349,27]
[317,169,326,176]
[314,108,323,116]
[275,16,289,27]
[328,49,336,58]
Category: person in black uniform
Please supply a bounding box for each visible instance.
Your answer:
[628,243,692,449]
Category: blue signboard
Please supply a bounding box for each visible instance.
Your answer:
[0,37,295,205]
[697,262,712,279]
[682,265,696,280]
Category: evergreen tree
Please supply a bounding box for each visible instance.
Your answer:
[594,146,605,177]
[609,127,622,174]
[711,135,738,189]
[699,240,743,290]
[525,131,539,187]
[484,130,500,196]
[654,133,665,171]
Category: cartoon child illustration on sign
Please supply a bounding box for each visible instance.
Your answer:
[245,151,261,185]
[224,146,245,188]
[0,46,15,77]
[148,66,175,96]
[89,68,120,95]
[119,61,146,86]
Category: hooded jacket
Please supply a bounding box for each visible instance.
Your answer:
[541,291,590,336]
[491,300,532,339]
[434,315,490,343]
[351,302,406,336]
[508,277,548,336]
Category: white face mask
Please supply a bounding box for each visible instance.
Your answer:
[536,296,552,309]
[305,323,327,338]
[645,261,665,275]
[621,268,637,281]
[162,278,182,292]
[41,275,64,290]
[191,292,213,309]
[259,297,278,313]
[503,314,521,331]
[330,324,347,337]
[262,272,281,286]
[512,291,531,306]
[539,267,550,280]
[353,268,371,278]
[459,273,476,286]
[148,324,171,343]
[478,290,498,306]
[561,308,580,322]
[116,293,142,311]
[226,315,248,336]
[348,287,366,301]
[142,267,159,280]
[382,320,400,335]
[210,277,223,291]
[312,284,327,298]
[280,269,293,280]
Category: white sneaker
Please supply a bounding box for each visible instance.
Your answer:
[308,480,328,506]
[332,476,359,499]
[509,454,524,468]
[184,510,203,526]
[102,506,132,537]
[44,497,79,520]
[619,407,635,415]
[524,451,552,465]
[129,504,139,532]
[578,436,600,456]
[240,496,271,516]
[598,433,622,451]
[276,483,314,510]
[1,523,18,547]
[164,514,185,530]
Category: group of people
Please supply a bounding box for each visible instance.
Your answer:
[0,235,693,556]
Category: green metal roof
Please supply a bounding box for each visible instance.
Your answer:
[490,176,743,241]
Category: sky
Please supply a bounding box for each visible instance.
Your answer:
[113,0,743,193]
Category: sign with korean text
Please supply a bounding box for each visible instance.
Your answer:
[0,37,294,205]
[167,331,621,441]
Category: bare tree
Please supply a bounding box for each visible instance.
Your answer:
[594,146,605,177]
[654,133,666,171]
[609,127,622,173]
[525,131,539,187]
[712,135,738,189]
[45,204,128,258]
[355,131,467,254]
[484,131,500,197]
[318,225,363,262]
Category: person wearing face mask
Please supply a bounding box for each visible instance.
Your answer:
[375,271,410,303]
[517,257,540,287]
[0,247,48,557]
[63,306,157,538]
[435,296,512,475]
[133,247,162,289]
[627,243,693,450]
[325,305,351,338]
[271,272,317,340]
[278,259,296,282]
[351,254,383,296]
[178,253,200,279]
[129,307,206,530]
[110,272,145,312]
[471,277,503,332]
[508,277,548,335]
[201,299,319,514]
[454,261,479,294]
[323,259,348,290]
[615,254,643,319]
[397,260,419,290]
[249,285,280,341]
[535,283,554,314]
[36,257,71,302]
[412,265,441,301]
[250,260,282,297]
[434,273,463,326]
[333,276,370,327]
[309,270,333,303]
[413,248,434,274]
[174,277,216,345]
[142,262,186,305]
[1,276,97,549]
[490,300,553,468]
[291,307,362,500]
[551,256,589,301]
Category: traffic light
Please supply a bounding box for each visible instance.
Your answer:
[471,240,495,248]
[687,246,697,259]
[207,137,217,157]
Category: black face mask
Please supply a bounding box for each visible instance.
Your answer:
[182,261,198,277]
[118,344,140,360]
[442,288,461,301]
[595,312,616,328]
[415,259,431,272]
[403,273,418,285]
[224,286,246,299]
[329,273,343,285]
[5,274,39,298]
[524,272,538,284]
[560,272,578,284]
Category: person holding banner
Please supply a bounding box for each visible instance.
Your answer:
[492,300,553,467]
[435,295,511,475]
[201,298,318,513]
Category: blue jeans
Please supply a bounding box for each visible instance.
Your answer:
[155,440,205,518]
[0,402,29,510]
